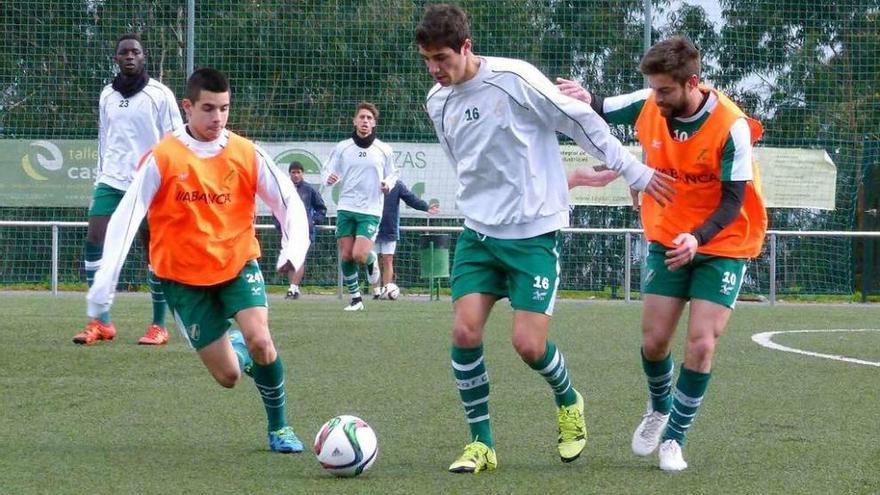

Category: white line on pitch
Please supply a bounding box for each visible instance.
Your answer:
[751,329,880,367]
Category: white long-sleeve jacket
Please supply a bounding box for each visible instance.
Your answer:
[97,79,183,191]
[322,137,398,217]
[425,56,655,239]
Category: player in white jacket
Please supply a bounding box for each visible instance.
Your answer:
[73,33,183,346]
[323,102,398,311]
[416,4,674,474]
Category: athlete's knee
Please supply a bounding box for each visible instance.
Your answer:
[247,334,277,365]
[213,368,241,388]
[641,323,673,358]
[86,226,106,247]
[86,217,110,246]
[686,334,717,362]
[642,334,672,360]
[511,333,544,363]
[353,251,369,265]
[86,234,102,247]
[452,321,482,348]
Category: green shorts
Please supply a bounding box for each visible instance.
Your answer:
[335,210,380,241]
[88,183,125,217]
[451,228,560,315]
[160,260,268,350]
[88,183,150,240]
[643,242,748,308]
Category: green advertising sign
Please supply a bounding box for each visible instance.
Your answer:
[0,139,837,211]
[0,139,98,207]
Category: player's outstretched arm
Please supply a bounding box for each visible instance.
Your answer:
[555,77,591,105]
[517,65,656,192]
[86,158,160,318]
[255,147,310,273]
[398,181,431,212]
[567,166,618,189]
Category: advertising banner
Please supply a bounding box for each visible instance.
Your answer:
[1,139,837,212]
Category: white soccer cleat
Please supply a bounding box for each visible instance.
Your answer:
[344,300,365,311]
[658,439,688,472]
[367,255,380,286]
[632,409,670,456]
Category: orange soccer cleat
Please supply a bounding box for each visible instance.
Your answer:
[138,324,170,345]
[72,320,117,345]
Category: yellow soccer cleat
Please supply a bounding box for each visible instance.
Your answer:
[557,390,587,462]
[448,441,497,474]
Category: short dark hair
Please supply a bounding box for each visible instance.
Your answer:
[355,101,379,120]
[185,67,229,103]
[639,36,701,84]
[415,3,470,52]
[289,161,304,172]
[115,33,143,53]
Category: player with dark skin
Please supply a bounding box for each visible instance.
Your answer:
[74,34,182,346]
[86,38,145,252]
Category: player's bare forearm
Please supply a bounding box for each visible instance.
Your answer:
[567,166,618,189]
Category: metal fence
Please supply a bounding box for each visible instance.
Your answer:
[4,221,878,302]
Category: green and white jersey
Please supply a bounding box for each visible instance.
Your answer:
[97,78,183,191]
[603,89,753,181]
[425,56,655,240]
[323,138,398,217]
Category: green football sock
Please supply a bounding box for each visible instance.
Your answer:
[341,260,361,297]
[662,366,711,445]
[251,357,289,432]
[148,268,166,326]
[451,345,494,448]
[85,241,110,324]
[528,341,578,407]
[641,349,674,414]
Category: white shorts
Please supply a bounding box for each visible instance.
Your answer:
[376,240,397,255]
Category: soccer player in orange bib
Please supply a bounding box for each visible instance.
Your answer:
[558,36,767,471]
[87,68,310,453]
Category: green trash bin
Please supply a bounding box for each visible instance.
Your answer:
[419,234,450,301]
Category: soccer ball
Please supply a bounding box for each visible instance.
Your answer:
[314,415,378,477]
[384,283,400,300]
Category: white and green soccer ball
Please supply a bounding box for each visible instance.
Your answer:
[314,415,378,477]
[383,283,400,300]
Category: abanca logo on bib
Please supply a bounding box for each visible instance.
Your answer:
[175,190,232,205]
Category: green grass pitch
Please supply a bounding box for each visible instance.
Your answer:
[1,293,878,494]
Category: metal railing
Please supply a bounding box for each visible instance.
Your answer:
[2,220,878,303]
